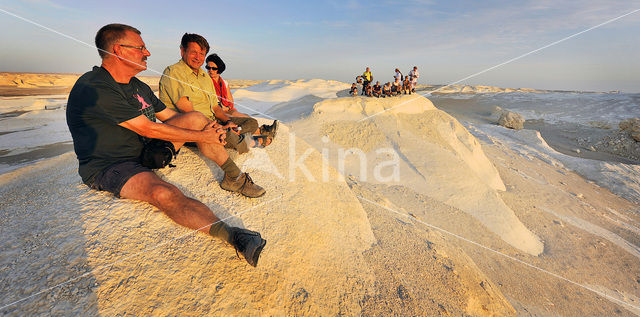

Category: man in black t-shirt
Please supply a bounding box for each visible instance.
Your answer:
[66,24,266,267]
[372,81,382,98]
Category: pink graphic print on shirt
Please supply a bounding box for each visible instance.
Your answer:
[133,93,156,121]
[134,93,152,109]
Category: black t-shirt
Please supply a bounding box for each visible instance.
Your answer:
[66,66,166,184]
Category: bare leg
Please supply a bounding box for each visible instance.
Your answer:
[164,112,229,166]
[120,171,219,234]
[228,109,248,118]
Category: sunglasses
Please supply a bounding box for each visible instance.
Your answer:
[205,66,218,71]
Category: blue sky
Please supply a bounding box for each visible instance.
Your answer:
[1,0,639,92]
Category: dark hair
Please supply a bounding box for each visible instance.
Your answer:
[205,53,226,74]
[180,33,210,53]
[95,23,141,58]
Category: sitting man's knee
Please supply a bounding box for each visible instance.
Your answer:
[245,118,259,134]
[170,111,209,130]
[187,111,210,127]
[151,183,183,204]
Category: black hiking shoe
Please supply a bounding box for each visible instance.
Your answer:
[229,227,266,267]
[221,172,266,198]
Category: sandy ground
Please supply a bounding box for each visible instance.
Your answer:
[1,126,379,316]
[429,94,640,165]
[0,72,264,96]
[1,81,639,315]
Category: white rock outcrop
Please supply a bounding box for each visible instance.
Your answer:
[294,95,543,256]
[498,111,525,130]
[619,118,640,142]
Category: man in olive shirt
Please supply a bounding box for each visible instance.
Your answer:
[66,24,266,267]
[159,34,248,153]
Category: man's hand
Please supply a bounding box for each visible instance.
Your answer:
[203,121,227,145]
[220,121,239,135]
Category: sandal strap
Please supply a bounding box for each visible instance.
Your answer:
[253,135,272,146]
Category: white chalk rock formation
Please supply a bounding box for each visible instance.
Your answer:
[619,118,640,142]
[233,79,349,102]
[498,111,525,130]
[293,95,543,255]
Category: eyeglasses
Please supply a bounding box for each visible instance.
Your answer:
[205,66,218,71]
[117,44,147,52]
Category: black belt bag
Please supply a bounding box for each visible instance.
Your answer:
[141,139,176,169]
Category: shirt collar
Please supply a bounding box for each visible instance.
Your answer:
[177,59,205,77]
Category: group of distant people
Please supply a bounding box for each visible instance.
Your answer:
[66,24,273,267]
[350,66,420,98]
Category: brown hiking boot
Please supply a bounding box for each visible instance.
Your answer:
[220,172,266,198]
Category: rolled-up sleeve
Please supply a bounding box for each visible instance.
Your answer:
[159,66,184,111]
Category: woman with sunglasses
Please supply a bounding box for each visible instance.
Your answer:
[205,54,278,146]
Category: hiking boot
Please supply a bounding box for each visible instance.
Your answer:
[260,120,279,139]
[229,227,266,267]
[220,172,266,198]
